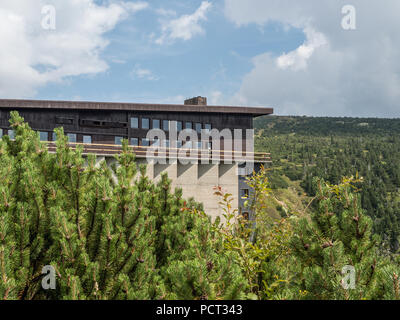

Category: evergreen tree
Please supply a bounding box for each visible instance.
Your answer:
[0,111,247,300]
[289,177,393,299]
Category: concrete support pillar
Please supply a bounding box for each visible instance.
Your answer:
[154,163,177,184]
[218,163,239,219]
[197,164,220,220]
[85,154,240,222]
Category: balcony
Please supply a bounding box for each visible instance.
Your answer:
[44,141,271,163]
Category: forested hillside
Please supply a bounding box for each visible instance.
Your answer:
[254,116,400,252]
[4,112,400,300]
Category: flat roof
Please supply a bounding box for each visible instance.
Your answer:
[0,99,273,117]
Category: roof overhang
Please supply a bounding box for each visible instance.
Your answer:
[0,99,274,117]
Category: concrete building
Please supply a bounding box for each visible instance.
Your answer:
[0,97,273,219]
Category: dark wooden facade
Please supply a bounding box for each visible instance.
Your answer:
[0,98,273,147]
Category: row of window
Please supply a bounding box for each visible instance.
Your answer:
[1,129,212,149]
[41,132,92,144]
[116,137,212,150]
[130,118,212,133]
[55,117,213,132]
[0,129,14,139]
[0,129,92,144]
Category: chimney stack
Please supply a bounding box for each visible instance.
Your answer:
[184,96,207,106]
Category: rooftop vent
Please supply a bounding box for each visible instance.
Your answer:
[184,96,207,106]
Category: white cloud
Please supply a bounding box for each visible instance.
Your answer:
[224,0,400,117]
[131,64,159,81]
[156,8,177,17]
[0,0,148,98]
[156,1,212,45]
[276,27,327,71]
[120,1,149,13]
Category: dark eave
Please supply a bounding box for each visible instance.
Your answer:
[0,99,273,117]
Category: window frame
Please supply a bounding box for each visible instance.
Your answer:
[115,136,123,145]
[83,135,92,144]
[131,138,139,146]
[131,117,139,129]
[153,119,160,129]
[142,118,150,130]
[67,133,77,143]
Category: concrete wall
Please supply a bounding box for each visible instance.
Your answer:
[97,156,240,221]
[147,160,239,220]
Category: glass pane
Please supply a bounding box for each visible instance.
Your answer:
[176,121,182,132]
[8,130,15,139]
[163,140,170,148]
[83,136,92,144]
[176,141,182,148]
[205,124,211,131]
[153,119,160,129]
[141,138,150,147]
[185,122,192,130]
[115,136,123,145]
[163,120,169,131]
[131,117,139,129]
[142,118,149,129]
[67,133,76,143]
[195,123,202,133]
[131,138,139,146]
[39,132,48,141]
[0,129,3,138]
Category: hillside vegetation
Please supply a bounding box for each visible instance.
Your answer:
[3,112,400,300]
[255,115,400,252]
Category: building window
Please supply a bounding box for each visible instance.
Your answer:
[8,130,15,140]
[241,189,249,199]
[115,136,123,145]
[176,141,182,149]
[195,123,202,133]
[163,120,170,131]
[142,118,149,129]
[196,141,202,149]
[131,138,139,146]
[205,124,211,132]
[176,121,183,132]
[0,129,3,138]
[39,132,49,142]
[67,133,76,143]
[206,142,212,150]
[83,135,92,144]
[163,140,170,148]
[185,122,192,130]
[141,138,150,147]
[153,119,160,129]
[131,117,139,129]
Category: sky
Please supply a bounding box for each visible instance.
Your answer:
[0,0,399,117]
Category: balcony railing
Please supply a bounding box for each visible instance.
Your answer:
[44,141,271,163]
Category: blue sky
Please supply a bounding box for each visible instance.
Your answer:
[1,0,400,117]
[35,1,305,106]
